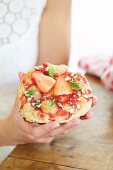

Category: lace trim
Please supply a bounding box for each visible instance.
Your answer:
[0,0,46,46]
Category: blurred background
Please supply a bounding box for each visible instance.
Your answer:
[70,0,113,72]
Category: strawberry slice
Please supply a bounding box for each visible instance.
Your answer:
[54,76,73,96]
[32,71,56,93]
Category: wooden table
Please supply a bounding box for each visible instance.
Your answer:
[0,75,113,170]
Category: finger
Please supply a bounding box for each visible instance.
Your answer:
[57,130,69,135]
[25,132,54,143]
[48,119,80,137]
[34,137,54,143]
[80,110,93,120]
[31,122,60,138]
[92,96,97,107]
[18,72,24,80]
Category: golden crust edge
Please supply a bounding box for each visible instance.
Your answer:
[20,98,92,124]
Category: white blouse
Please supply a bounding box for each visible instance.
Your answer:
[0,0,47,162]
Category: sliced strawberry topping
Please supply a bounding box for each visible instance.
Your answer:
[32,71,56,93]
[54,76,73,96]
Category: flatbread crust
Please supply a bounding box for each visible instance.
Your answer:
[18,63,93,123]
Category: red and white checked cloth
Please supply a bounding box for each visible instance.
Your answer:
[78,56,113,92]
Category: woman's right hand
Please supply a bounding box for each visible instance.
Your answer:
[2,97,80,146]
[0,71,80,146]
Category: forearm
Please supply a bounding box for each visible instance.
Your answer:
[37,0,72,65]
[0,118,13,146]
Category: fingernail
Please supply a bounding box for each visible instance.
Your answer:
[92,96,97,106]
[50,123,60,129]
[33,122,39,127]
[18,72,24,80]
[86,113,93,119]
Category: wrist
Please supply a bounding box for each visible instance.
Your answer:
[0,115,20,146]
[0,118,13,146]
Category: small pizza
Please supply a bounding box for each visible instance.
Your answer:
[18,63,93,123]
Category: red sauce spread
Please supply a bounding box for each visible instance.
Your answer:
[39,113,45,119]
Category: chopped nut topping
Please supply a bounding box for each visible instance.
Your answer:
[34,66,43,70]
[81,89,85,94]
[65,77,71,81]
[77,91,82,96]
[69,102,73,105]
[36,104,41,107]
[69,107,74,113]
[32,103,35,106]
[25,85,28,88]
[45,67,49,71]
[77,104,80,109]
[71,72,75,77]
[84,94,88,99]
[58,104,63,108]
[77,98,81,101]
[74,75,77,79]
[34,66,38,70]
[27,97,31,102]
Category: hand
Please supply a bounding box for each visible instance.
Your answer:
[2,73,96,146]
[5,98,80,145]
[80,96,97,120]
[48,96,97,137]
[0,73,80,146]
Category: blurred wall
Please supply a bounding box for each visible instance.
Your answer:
[69,0,113,72]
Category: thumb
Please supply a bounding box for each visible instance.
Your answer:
[18,72,24,81]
